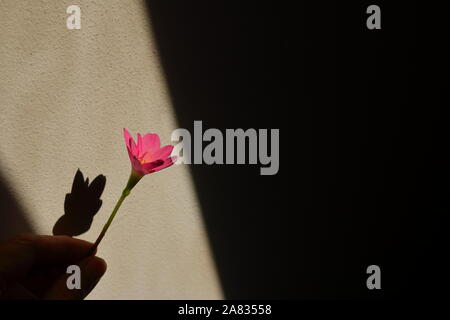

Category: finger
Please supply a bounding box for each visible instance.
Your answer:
[44,256,107,300]
[30,234,95,264]
[0,234,95,282]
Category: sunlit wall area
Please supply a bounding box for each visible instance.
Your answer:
[0,0,222,299]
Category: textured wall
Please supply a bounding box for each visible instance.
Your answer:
[0,0,222,299]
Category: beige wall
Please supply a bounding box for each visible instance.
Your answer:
[0,0,222,299]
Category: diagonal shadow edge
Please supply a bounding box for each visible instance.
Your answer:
[143,1,293,299]
[0,167,35,241]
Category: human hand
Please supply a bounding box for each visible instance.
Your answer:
[0,234,106,300]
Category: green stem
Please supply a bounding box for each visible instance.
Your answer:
[88,171,141,255]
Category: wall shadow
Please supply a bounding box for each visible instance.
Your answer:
[145,0,302,299]
[0,168,34,241]
[53,169,106,237]
[144,1,449,299]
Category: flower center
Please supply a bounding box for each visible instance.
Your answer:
[138,152,150,164]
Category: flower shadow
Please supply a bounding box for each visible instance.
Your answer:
[52,169,106,236]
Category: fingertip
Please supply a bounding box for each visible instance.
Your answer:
[82,256,107,287]
[88,256,107,278]
[82,256,106,296]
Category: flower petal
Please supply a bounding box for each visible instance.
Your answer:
[137,133,144,157]
[124,128,140,159]
[142,133,161,152]
[142,159,164,172]
[123,128,135,150]
[149,156,176,173]
[142,145,173,162]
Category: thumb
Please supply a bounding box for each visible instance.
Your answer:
[44,256,107,300]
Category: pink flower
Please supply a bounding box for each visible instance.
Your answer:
[123,128,176,177]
